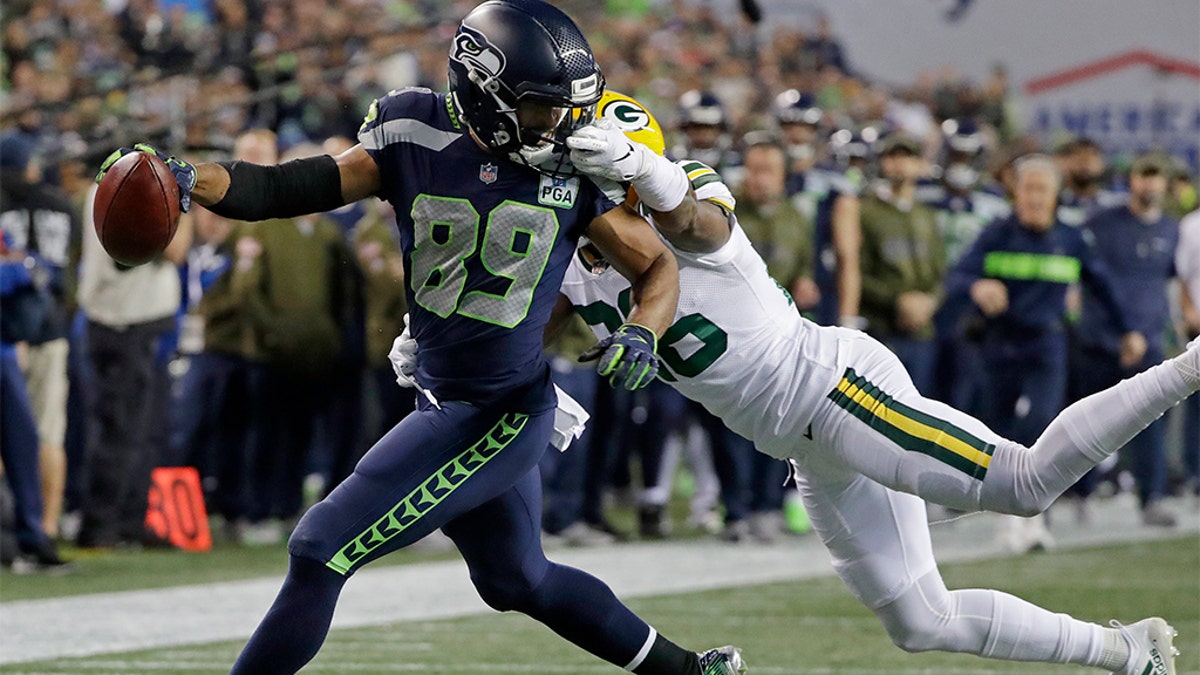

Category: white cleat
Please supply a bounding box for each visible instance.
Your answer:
[1111,617,1178,675]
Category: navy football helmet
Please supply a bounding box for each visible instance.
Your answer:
[774,89,822,127]
[940,117,986,189]
[829,125,882,188]
[678,90,728,129]
[829,125,879,165]
[673,90,736,169]
[447,0,604,175]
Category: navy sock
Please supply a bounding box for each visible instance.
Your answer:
[230,555,346,674]
[634,633,701,675]
[513,562,655,665]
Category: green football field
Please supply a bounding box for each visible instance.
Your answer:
[4,536,1198,674]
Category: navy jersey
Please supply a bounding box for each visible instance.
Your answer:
[945,215,1130,336]
[915,184,1011,266]
[0,178,79,343]
[1056,187,1126,227]
[358,88,617,410]
[1078,206,1178,354]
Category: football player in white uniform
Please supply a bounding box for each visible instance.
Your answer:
[563,96,1199,675]
[396,94,1198,675]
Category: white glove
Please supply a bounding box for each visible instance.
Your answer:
[567,118,689,212]
[388,314,440,409]
[389,314,418,388]
[566,117,651,183]
[550,384,590,452]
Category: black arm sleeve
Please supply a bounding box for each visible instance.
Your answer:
[208,154,345,221]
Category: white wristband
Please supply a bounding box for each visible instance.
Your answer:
[631,151,689,213]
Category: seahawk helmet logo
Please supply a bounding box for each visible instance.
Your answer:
[451,26,506,82]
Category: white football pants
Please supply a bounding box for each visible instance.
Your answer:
[790,330,1195,667]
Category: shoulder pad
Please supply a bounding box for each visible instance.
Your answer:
[973,191,1012,220]
[676,159,736,212]
[357,89,462,152]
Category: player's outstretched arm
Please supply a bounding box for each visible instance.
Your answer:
[99,143,381,223]
[194,144,381,220]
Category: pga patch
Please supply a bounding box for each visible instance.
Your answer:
[538,175,579,209]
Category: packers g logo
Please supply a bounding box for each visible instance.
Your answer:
[451,26,506,83]
[598,91,665,156]
[600,99,651,132]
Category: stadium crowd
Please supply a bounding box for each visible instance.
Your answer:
[1,0,1198,571]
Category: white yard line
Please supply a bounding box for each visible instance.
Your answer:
[2,495,1196,665]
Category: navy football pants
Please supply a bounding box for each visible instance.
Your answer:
[1,347,48,551]
[234,398,655,674]
[1068,345,1170,505]
[979,332,1068,447]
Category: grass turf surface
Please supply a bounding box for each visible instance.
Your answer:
[4,536,1198,674]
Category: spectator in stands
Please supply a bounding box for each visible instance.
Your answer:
[801,15,850,76]
[946,154,1144,551]
[229,134,351,543]
[351,200,412,454]
[1055,137,1126,226]
[75,159,192,549]
[1,224,71,572]
[736,135,818,311]
[0,132,80,540]
[1069,153,1181,527]
[171,202,260,542]
[859,134,945,394]
[917,118,1010,413]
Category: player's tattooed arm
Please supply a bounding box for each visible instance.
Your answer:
[651,193,732,254]
[191,145,382,220]
[586,204,679,337]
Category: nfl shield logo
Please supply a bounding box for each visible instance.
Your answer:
[479,163,498,184]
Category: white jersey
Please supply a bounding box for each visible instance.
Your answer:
[562,165,844,457]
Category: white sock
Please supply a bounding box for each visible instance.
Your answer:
[1100,627,1134,672]
[877,572,1114,667]
[982,360,1195,514]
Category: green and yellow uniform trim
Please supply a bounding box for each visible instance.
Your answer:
[828,368,994,479]
[326,412,529,574]
[679,160,735,212]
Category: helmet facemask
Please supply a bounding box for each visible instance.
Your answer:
[510,98,598,177]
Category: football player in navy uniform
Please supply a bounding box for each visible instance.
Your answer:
[670,90,741,176]
[1055,137,1127,226]
[775,91,863,329]
[916,118,1010,413]
[96,2,744,673]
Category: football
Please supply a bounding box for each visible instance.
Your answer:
[93,151,181,266]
